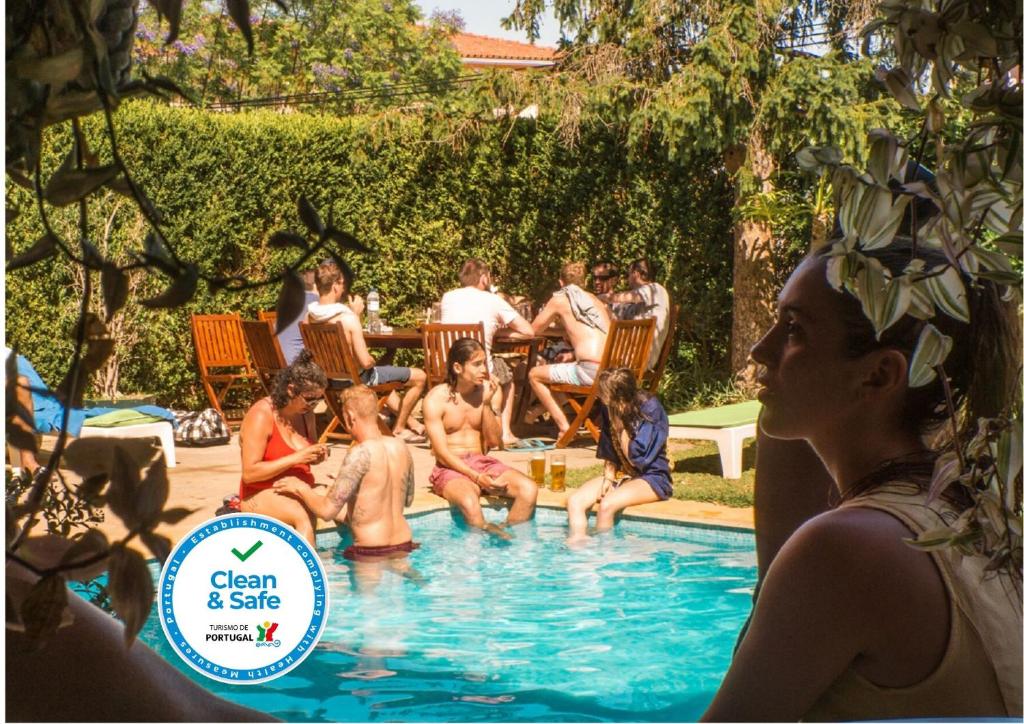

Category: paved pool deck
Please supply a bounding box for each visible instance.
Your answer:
[37,432,753,547]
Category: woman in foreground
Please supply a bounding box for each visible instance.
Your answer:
[239,350,329,544]
[703,239,1022,720]
[566,367,672,541]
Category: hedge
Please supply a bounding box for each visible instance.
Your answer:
[5,101,735,412]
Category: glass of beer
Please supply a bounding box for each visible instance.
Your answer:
[530,452,546,489]
[549,452,566,492]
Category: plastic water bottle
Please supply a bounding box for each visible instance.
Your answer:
[367,289,381,333]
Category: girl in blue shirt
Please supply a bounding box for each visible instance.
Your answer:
[566,367,673,540]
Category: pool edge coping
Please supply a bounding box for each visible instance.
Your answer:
[317,500,754,537]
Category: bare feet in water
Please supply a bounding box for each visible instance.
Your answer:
[482,522,514,541]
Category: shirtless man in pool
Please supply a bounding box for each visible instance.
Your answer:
[274,385,417,564]
[423,337,537,536]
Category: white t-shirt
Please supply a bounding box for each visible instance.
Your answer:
[635,282,671,370]
[439,286,520,367]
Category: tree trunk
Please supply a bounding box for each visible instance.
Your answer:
[730,131,779,386]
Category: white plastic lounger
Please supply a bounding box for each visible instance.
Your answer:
[79,421,177,468]
[667,400,761,480]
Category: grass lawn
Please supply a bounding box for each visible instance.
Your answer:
[564,440,755,508]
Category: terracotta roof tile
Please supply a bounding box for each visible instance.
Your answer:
[450,31,560,62]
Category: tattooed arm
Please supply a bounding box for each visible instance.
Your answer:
[274,444,371,521]
[403,446,416,508]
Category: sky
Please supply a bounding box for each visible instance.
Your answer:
[416,0,562,48]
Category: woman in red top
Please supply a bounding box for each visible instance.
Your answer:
[240,350,329,544]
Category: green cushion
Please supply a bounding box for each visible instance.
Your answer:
[667,400,762,429]
[82,409,167,428]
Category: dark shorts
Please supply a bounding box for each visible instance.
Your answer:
[613,472,673,501]
[360,365,411,386]
[641,473,674,501]
[343,540,420,562]
[429,453,514,497]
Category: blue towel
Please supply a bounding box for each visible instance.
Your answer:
[10,352,177,436]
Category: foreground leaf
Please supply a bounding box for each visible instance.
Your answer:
[107,446,142,526]
[101,264,130,321]
[141,531,172,565]
[907,323,953,388]
[140,265,198,308]
[44,165,120,207]
[108,545,154,645]
[159,506,195,525]
[298,196,324,237]
[275,269,307,334]
[153,0,184,44]
[225,0,254,54]
[20,575,68,643]
[59,529,110,582]
[7,233,58,272]
[135,457,169,526]
[268,231,307,250]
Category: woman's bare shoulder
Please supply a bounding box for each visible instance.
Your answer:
[772,505,939,603]
[241,397,275,430]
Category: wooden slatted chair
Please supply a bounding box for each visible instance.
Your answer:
[299,322,402,443]
[551,317,656,449]
[258,309,277,327]
[421,323,486,388]
[190,313,260,423]
[643,303,680,395]
[241,320,287,396]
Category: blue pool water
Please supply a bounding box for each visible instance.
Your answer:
[134,508,756,722]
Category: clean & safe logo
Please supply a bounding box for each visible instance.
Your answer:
[158,513,328,684]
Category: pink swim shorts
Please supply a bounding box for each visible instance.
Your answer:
[429,453,514,496]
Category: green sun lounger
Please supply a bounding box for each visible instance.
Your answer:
[667,400,761,479]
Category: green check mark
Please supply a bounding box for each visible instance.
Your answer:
[231,540,263,562]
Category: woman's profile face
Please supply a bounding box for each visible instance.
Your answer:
[750,257,865,442]
[290,384,325,412]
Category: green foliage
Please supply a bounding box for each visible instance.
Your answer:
[669,440,756,507]
[6,100,736,409]
[132,0,463,107]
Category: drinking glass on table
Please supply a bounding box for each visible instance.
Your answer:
[529,452,546,489]
[549,452,566,492]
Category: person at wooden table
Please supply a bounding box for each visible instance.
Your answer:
[238,350,330,545]
[308,259,428,443]
[590,260,620,305]
[605,258,671,371]
[440,257,534,448]
[528,261,611,439]
[423,338,537,537]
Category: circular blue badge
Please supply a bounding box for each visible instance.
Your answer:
[158,513,329,684]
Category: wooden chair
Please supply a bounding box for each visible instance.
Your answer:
[241,320,287,396]
[551,318,656,449]
[421,323,485,388]
[190,313,260,423]
[643,303,680,395]
[299,322,402,443]
[258,310,277,327]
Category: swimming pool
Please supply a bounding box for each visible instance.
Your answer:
[135,507,756,722]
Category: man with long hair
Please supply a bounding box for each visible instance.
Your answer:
[423,338,537,536]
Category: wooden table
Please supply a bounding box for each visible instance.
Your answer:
[363,327,424,350]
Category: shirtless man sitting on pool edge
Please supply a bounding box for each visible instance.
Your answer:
[423,337,537,536]
[274,385,418,562]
